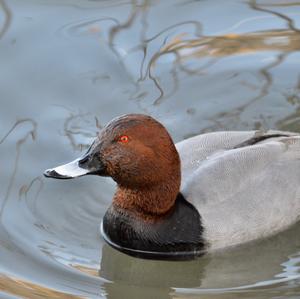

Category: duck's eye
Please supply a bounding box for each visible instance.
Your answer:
[118,135,129,143]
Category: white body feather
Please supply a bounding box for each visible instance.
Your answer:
[176,130,300,250]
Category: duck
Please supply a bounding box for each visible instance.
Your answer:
[44,114,300,260]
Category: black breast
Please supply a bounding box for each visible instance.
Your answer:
[101,193,206,260]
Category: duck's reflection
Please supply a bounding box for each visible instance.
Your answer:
[99,223,300,299]
[100,243,208,299]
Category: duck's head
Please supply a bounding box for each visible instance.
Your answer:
[44,114,180,189]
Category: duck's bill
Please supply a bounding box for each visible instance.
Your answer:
[43,159,88,179]
[44,151,106,180]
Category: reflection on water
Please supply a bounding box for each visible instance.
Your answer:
[100,223,300,299]
[63,111,99,151]
[0,0,11,40]
[0,119,37,217]
[1,0,300,298]
[0,274,82,299]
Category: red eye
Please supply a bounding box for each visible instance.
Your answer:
[118,135,129,143]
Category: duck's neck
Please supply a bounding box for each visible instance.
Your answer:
[102,165,206,260]
[112,178,180,219]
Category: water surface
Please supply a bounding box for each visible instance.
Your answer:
[1,0,300,298]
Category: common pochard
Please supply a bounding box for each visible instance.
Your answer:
[44,114,300,260]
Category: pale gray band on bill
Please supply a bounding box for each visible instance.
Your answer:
[44,158,90,179]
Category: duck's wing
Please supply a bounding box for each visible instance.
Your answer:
[179,133,300,249]
[176,130,295,180]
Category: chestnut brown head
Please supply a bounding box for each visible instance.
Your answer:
[44,114,181,189]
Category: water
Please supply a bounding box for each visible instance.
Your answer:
[1,0,300,298]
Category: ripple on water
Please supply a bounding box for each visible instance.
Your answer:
[57,17,119,39]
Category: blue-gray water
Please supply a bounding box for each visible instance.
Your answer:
[1,0,300,298]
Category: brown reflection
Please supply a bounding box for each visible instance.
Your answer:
[0,274,82,299]
[277,78,300,131]
[160,30,300,58]
[149,28,299,105]
[63,112,99,151]
[19,177,44,202]
[0,119,37,218]
[0,0,11,39]
[206,52,288,131]
[143,1,300,119]
[250,0,300,32]
[199,48,300,134]
[103,0,204,105]
[108,0,139,47]
[277,106,300,132]
[73,265,99,277]
[258,1,300,7]
[142,20,204,105]
[105,0,151,110]
[107,0,141,86]
[19,177,44,217]
[102,0,300,106]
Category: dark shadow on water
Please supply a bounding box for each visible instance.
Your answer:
[100,244,209,299]
[99,222,300,298]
